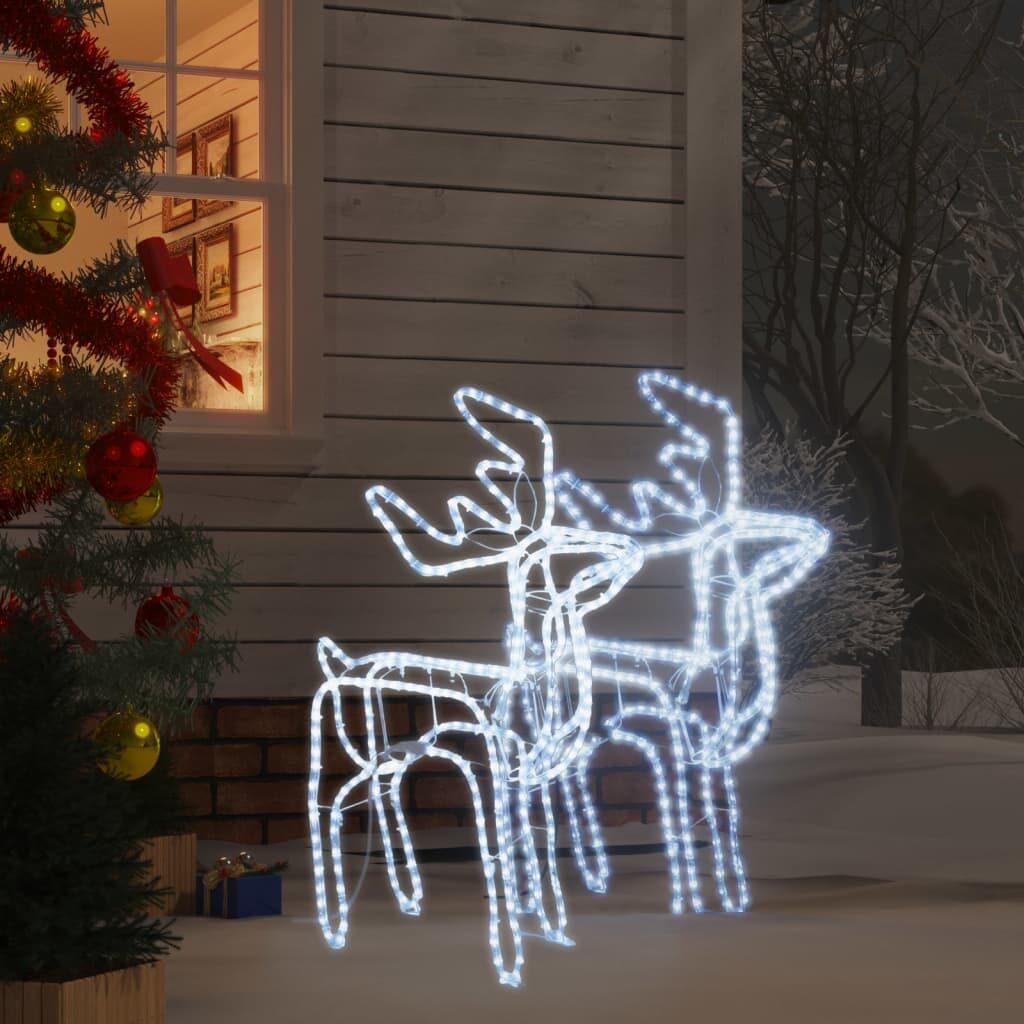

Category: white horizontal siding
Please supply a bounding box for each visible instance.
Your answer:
[159,0,741,697]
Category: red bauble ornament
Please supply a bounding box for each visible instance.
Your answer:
[135,585,200,649]
[0,593,24,632]
[0,166,26,224]
[84,429,157,503]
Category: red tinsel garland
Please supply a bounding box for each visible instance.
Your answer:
[0,3,170,525]
[0,1,148,141]
[0,248,178,524]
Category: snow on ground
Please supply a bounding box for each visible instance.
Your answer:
[168,688,1024,1023]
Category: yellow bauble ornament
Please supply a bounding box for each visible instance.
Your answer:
[94,710,161,781]
[8,186,76,255]
[106,476,163,526]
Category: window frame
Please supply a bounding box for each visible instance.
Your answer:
[3,1,324,472]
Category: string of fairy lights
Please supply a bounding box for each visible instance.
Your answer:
[308,374,830,987]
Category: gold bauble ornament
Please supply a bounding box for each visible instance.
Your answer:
[106,476,163,526]
[8,186,76,255]
[94,710,161,781]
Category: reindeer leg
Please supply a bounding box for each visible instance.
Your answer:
[608,725,684,915]
[700,759,736,912]
[513,771,542,918]
[536,778,572,944]
[309,682,375,948]
[426,744,525,987]
[721,763,750,911]
[508,749,572,946]
[560,739,609,894]
[667,718,704,913]
[314,767,373,948]
[488,749,528,984]
[372,764,423,916]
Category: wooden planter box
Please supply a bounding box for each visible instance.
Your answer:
[141,833,196,916]
[1,959,164,1024]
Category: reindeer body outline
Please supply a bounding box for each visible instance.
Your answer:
[553,371,830,913]
[309,387,644,987]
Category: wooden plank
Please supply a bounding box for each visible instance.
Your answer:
[324,125,683,201]
[682,0,741,403]
[148,476,666,531]
[143,833,198,916]
[180,16,259,68]
[138,78,259,139]
[65,529,676,588]
[73,585,691,644]
[38,984,59,1024]
[325,10,683,92]
[324,68,685,147]
[324,357,649,421]
[3,982,24,1024]
[213,639,707,697]
[324,182,685,257]
[319,419,675,477]
[152,961,166,1024]
[325,298,685,364]
[265,585,682,642]
[326,240,685,311]
[22,982,41,1024]
[71,977,92,1024]
[324,1,681,36]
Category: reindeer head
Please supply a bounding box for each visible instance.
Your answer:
[366,388,644,677]
[554,371,830,762]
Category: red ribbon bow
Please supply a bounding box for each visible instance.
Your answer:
[136,237,244,393]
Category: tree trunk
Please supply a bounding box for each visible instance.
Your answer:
[847,436,906,727]
[861,642,903,727]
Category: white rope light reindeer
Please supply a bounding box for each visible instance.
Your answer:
[553,371,830,914]
[308,387,643,987]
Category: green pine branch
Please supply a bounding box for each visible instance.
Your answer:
[1,484,240,726]
[0,618,180,982]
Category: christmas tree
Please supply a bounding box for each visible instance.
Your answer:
[0,617,180,980]
[0,0,237,982]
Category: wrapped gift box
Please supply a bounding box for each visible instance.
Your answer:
[196,871,282,918]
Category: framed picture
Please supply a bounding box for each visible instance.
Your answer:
[161,133,195,231]
[197,223,234,323]
[166,236,196,331]
[196,114,233,217]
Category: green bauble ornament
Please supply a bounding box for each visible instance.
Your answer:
[8,186,76,254]
[106,476,164,526]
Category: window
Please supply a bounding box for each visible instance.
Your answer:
[2,1,323,466]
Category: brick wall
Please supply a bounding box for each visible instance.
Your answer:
[169,695,720,846]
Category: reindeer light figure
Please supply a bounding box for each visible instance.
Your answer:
[554,371,830,914]
[308,387,643,987]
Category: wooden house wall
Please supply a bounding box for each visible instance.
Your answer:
[161,1,740,700]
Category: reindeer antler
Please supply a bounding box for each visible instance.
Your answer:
[366,388,556,577]
[555,371,741,535]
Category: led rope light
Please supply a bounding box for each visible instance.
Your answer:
[308,374,830,984]
[552,371,830,913]
[309,388,643,986]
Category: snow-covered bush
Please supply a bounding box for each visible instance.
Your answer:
[744,427,915,689]
[939,524,1024,727]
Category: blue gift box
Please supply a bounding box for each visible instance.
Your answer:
[196,871,282,918]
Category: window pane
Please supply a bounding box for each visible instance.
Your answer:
[89,0,165,63]
[178,0,259,70]
[132,192,265,412]
[180,199,264,412]
[177,74,259,181]
[115,69,167,172]
[0,60,70,129]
